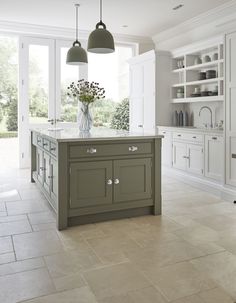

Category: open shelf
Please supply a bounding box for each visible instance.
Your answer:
[185,59,223,71]
[186,77,223,86]
[172,95,224,103]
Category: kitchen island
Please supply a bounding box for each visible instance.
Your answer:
[31,128,163,230]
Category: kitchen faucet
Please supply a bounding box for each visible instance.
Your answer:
[199,106,213,128]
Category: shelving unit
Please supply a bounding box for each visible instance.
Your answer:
[171,42,224,103]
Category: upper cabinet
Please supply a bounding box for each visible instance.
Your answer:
[171,37,224,104]
[129,50,172,132]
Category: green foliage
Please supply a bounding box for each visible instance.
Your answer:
[6,95,18,131]
[110,98,129,131]
[0,106,3,123]
[91,98,116,127]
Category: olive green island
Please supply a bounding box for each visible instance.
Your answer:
[31,128,163,230]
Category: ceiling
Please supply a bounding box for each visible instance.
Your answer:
[0,0,232,37]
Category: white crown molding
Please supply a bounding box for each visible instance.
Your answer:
[0,19,152,45]
[152,0,236,45]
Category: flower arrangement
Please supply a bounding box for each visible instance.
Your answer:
[67,79,105,104]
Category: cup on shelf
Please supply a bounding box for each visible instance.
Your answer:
[212,53,218,61]
[194,57,202,65]
[203,55,211,63]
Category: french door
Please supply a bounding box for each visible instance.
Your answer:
[19,37,87,168]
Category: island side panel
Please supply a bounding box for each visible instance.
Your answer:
[154,138,162,215]
[57,142,68,230]
[31,131,36,183]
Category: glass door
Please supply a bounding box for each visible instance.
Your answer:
[19,37,55,168]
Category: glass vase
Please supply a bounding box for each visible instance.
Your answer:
[77,102,93,132]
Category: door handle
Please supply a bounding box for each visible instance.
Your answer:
[129,146,138,152]
[212,137,217,140]
[107,179,113,185]
[232,154,236,159]
[87,148,97,154]
[114,179,120,185]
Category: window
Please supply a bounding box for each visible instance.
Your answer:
[88,45,133,128]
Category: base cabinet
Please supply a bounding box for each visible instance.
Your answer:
[205,135,223,181]
[173,142,187,171]
[187,144,204,176]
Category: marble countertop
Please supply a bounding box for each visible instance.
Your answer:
[157,126,224,135]
[31,127,164,142]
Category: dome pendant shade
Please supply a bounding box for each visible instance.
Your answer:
[88,21,115,54]
[66,41,88,65]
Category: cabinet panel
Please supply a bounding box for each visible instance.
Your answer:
[43,152,51,194]
[50,157,58,204]
[70,161,113,208]
[205,135,223,181]
[113,158,152,203]
[226,136,236,186]
[172,142,186,170]
[36,148,44,184]
[160,131,172,167]
[186,144,203,176]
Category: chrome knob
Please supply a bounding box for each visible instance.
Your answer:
[107,179,113,185]
[39,167,45,171]
[114,179,120,185]
[129,146,138,152]
[87,148,97,154]
[48,175,53,179]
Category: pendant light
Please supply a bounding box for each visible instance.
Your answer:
[87,0,115,54]
[66,4,88,65]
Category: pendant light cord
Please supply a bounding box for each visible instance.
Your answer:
[100,0,102,22]
[75,4,79,41]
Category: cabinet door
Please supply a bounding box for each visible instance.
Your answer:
[50,157,58,204]
[186,144,203,176]
[36,148,44,184]
[160,130,172,167]
[205,135,223,181]
[172,142,186,170]
[129,64,144,132]
[43,152,51,194]
[70,161,113,208]
[113,158,152,203]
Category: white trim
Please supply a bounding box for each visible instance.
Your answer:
[152,0,236,46]
[0,19,152,45]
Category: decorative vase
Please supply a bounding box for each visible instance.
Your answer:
[78,102,93,132]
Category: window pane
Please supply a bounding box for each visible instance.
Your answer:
[60,47,79,122]
[88,45,133,128]
[29,45,49,124]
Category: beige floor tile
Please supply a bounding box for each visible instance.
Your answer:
[191,251,236,298]
[44,246,102,278]
[0,189,21,202]
[0,236,13,254]
[173,224,219,246]
[53,272,86,291]
[21,286,98,303]
[0,220,32,236]
[18,188,45,200]
[172,294,204,303]
[0,214,28,223]
[13,230,64,260]
[126,240,206,272]
[99,286,167,303]
[32,222,57,232]
[0,268,55,303]
[83,263,150,300]
[199,287,235,303]
[0,252,15,264]
[28,211,56,225]
[86,234,140,259]
[6,199,49,215]
[145,261,215,301]
[0,257,45,276]
[196,214,236,231]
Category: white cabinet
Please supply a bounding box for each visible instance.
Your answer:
[173,142,187,170]
[226,32,236,187]
[173,141,203,176]
[187,144,203,176]
[205,135,223,181]
[129,50,171,132]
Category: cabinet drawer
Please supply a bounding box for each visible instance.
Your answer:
[50,142,57,157]
[173,132,203,143]
[69,142,152,158]
[43,138,50,152]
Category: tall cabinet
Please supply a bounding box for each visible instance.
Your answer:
[129,50,172,132]
[226,31,236,187]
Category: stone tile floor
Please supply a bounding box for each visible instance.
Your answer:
[0,167,236,302]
